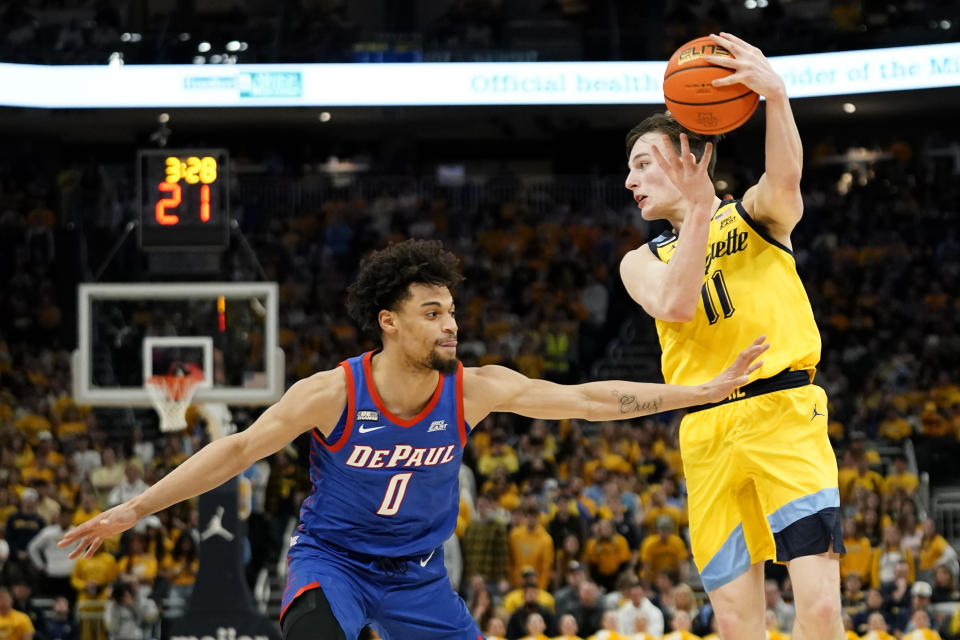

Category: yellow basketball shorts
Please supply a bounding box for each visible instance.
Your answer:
[679,373,843,593]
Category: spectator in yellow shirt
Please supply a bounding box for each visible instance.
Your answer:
[553,614,584,640]
[764,610,791,640]
[902,610,942,640]
[116,533,158,587]
[583,520,631,592]
[509,507,554,590]
[485,617,508,640]
[504,569,556,614]
[841,613,859,640]
[70,551,117,602]
[587,610,628,640]
[871,525,915,588]
[917,518,957,580]
[861,611,896,640]
[478,430,519,479]
[662,610,700,640]
[520,612,551,640]
[0,587,34,640]
[642,487,686,532]
[877,408,912,442]
[639,516,688,586]
[882,456,918,497]
[841,518,873,581]
[840,458,884,505]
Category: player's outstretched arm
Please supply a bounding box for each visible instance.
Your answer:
[59,367,347,559]
[464,336,768,425]
[707,32,803,242]
[620,133,715,322]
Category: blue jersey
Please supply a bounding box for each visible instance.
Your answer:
[297,350,470,557]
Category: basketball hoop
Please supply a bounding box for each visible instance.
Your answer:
[146,365,205,433]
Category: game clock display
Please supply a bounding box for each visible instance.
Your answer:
[138,149,230,250]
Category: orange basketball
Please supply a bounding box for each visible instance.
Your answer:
[663,36,759,135]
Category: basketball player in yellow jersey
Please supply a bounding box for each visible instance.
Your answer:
[620,33,843,640]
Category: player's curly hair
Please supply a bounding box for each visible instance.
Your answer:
[625,111,722,178]
[346,239,463,340]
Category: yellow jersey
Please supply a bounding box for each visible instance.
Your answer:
[0,609,34,640]
[649,200,820,386]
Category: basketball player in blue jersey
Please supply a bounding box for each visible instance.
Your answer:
[621,33,843,640]
[62,238,768,640]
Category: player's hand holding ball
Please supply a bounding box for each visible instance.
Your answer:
[664,32,783,134]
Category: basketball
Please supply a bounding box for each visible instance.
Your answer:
[663,36,759,135]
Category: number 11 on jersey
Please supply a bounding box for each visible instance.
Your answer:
[701,269,735,324]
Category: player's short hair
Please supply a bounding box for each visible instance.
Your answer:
[625,112,722,178]
[347,238,463,340]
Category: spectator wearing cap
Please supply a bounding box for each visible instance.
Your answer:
[908,581,935,628]
[27,507,77,602]
[0,586,34,640]
[503,567,555,614]
[462,493,509,589]
[4,488,45,571]
[508,507,553,590]
[638,515,687,586]
[616,576,664,638]
[506,587,557,640]
[583,519,631,592]
[555,561,588,619]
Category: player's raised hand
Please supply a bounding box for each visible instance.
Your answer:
[651,132,715,215]
[700,336,769,403]
[58,502,139,559]
[705,32,786,99]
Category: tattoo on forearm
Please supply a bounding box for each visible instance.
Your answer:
[611,391,663,415]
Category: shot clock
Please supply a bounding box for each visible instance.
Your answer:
[138,149,230,250]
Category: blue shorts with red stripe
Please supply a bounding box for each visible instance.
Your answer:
[280,535,484,640]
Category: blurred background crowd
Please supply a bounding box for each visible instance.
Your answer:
[0,0,957,65]
[2,1,960,639]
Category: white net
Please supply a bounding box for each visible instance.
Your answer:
[146,374,203,433]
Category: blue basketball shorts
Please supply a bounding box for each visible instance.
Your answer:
[280,536,484,640]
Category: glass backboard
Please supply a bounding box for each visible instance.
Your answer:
[72,282,283,407]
